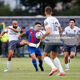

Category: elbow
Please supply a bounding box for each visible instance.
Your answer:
[59,29,62,33]
[16,31,19,33]
[47,31,50,35]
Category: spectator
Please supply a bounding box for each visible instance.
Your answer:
[1,33,8,57]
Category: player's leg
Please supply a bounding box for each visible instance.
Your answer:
[70,46,76,58]
[19,40,40,48]
[51,51,65,76]
[7,49,14,69]
[4,49,14,72]
[64,45,70,70]
[4,41,17,72]
[37,56,44,71]
[43,44,57,76]
[28,47,38,71]
[36,49,44,71]
[30,53,38,71]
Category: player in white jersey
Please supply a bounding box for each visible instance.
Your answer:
[40,6,65,76]
[0,21,39,72]
[62,19,80,71]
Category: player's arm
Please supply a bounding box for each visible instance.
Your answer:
[58,26,62,34]
[18,32,26,40]
[0,31,6,39]
[7,26,20,33]
[40,27,50,40]
[75,29,80,46]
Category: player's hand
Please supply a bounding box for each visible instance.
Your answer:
[75,42,79,46]
[40,36,43,40]
[18,36,21,40]
[6,26,10,29]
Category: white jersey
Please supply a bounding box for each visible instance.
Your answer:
[63,26,80,45]
[44,16,60,35]
[44,16,61,43]
[40,30,46,35]
[5,26,21,42]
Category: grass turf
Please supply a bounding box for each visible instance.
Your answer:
[0,56,80,80]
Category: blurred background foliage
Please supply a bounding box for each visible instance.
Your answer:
[0,0,80,16]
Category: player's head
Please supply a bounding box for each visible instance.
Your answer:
[45,6,52,16]
[41,26,44,30]
[12,20,18,28]
[35,22,41,31]
[69,19,75,28]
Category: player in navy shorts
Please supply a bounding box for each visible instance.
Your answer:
[19,22,44,72]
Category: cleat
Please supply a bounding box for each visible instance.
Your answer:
[58,72,66,76]
[4,69,8,72]
[49,68,58,76]
[35,69,38,72]
[41,67,44,72]
[39,65,44,71]
[65,68,70,71]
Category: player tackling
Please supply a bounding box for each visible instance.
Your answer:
[0,21,39,72]
[19,22,44,72]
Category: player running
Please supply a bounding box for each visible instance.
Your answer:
[40,6,65,76]
[0,21,39,72]
[62,19,80,71]
[19,22,44,72]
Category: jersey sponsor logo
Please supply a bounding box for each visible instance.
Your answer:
[55,22,58,25]
[74,30,76,32]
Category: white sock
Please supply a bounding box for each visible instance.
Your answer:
[65,63,69,69]
[29,43,36,47]
[44,57,56,69]
[68,56,70,63]
[54,57,64,73]
[7,61,11,69]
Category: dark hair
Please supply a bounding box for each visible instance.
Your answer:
[22,27,25,29]
[69,19,75,23]
[45,6,52,14]
[35,22,41,25]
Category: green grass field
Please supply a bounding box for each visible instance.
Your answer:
[0,56,80,80]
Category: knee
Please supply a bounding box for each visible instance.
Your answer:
[51,55,56,59]
[64,54,68,59]
[70,54,75,58]
[43,53,48,59]
[31,54,36,60]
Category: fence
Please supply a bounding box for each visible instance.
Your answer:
[0,16,80,57]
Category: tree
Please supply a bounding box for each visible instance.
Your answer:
[20,0,60,14]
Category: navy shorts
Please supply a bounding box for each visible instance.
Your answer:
[44,44,58,53]
[64,45,76,53]
[8,40,21,50]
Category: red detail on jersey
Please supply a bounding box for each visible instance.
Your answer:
[29,29,32,42]
[35,32,37,44]
[31,30,34,43]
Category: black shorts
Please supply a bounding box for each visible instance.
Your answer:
[8,40,21,50]
[64,45,76,53]
[44,44,58,53]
